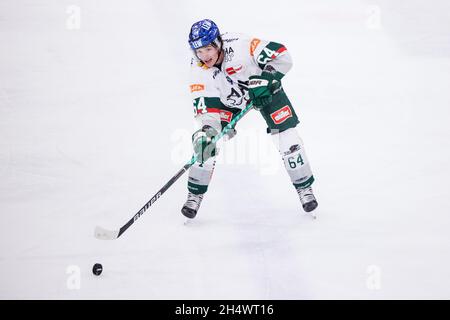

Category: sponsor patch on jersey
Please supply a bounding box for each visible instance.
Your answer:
[226,65,243,75]
[270,105,293,124]
[250,38,261,56]
[190,84,205,92]
[220,110,233,123]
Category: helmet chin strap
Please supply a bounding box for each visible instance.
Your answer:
[212,38,223,66]
[213,50,223,67]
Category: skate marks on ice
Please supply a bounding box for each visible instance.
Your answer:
[232,215,316,298]
[181,213,318,227]
[0,89,13,178]
[0,144,12,179]
[178,208,320,298]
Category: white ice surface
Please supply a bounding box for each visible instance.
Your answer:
[1,0,449,299]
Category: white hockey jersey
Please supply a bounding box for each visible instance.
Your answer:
[189,32,293,129]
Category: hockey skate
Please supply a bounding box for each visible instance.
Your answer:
[181,192,204,219]
[297,186,318,214]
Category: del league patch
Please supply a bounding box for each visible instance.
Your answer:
[270,105,293,124]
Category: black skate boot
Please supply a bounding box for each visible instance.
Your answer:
[297,186,318,213]
[181,192,204,219]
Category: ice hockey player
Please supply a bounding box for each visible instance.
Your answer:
[182,19,318,219]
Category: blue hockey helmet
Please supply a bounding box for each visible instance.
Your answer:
[188,19,222,50]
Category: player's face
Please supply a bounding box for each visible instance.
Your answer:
[196,45,220,68]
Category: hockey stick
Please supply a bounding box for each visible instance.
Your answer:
[95,101,254,240]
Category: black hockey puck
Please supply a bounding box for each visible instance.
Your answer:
[92,263,103,276]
